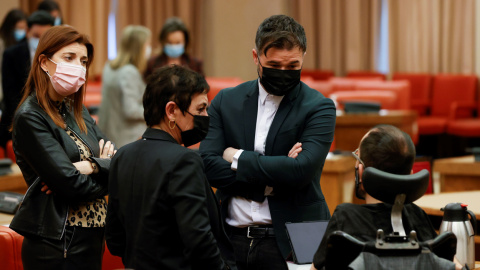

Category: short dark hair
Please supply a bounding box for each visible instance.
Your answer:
[255,14,307,56]
[159,17,190,49]
[143,65,209,127]
[359,125,415,175]
[37,0,60,13]
[27,10,54,28]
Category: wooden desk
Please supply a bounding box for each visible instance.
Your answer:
[0,212,14,225]
[335,110,417,151]
[416,191,480,261]
[0,164,26,193]
[416,191,480,218]
[320,154,356,215]
[433,156,480,192]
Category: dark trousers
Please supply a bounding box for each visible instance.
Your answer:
[229,233,288,270]
[22,226,105,270]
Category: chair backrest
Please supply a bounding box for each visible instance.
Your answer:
[355,81,411,110]
[328,77,383,93]
[392,73,432,115]
[346,71,387,80]
[302,78,333,96]
[431,74,477,117]
[362,167,429,205]
[0,226,24,270]
[301,69,335,81]
[330,91,397,110]
[205,77,243,102]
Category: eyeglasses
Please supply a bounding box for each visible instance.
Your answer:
[352,148,365,167]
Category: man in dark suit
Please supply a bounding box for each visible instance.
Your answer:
[200,15,336,269]
[0,11,53,147]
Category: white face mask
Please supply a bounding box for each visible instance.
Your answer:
[145,45,152,60]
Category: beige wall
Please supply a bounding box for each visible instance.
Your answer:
[202,0,291,80]
[0,0,21,22]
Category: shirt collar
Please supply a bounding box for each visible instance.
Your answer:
[257,79,284,105]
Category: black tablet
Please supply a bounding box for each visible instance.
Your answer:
[285,220,329,264]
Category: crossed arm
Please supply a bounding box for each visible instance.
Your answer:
[200,92,336,199]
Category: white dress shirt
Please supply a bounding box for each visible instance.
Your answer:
[226,80,284,228]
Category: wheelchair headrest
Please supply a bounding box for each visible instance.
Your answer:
[363,167,429,204]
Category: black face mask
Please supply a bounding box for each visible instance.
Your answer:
[258,59,301,96]
[355,167,366,200]
[180,111,210,147]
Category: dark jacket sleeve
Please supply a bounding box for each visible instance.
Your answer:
[200,92,266,201]
[13,110,108,202]
[236,97,336,189]
[170,151,226,270]
[105,154,125,258]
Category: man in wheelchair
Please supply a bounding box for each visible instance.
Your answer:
[311,125,463,270]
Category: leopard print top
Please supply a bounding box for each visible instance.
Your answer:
[65,129,107,227]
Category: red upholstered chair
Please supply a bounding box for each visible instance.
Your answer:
[0,226,24,270]
[330,91,398,110]
[412,161,433,194]
[84,92,102,108]
[328,77,383,93]
[354,80,411,110]
[302,77,333,96]
[102,243,124,270]
[301,69,335,81]
[205,77,243,102]
[418,74,477,135]
[446,90,480,137]
[392,73,432,115]
[86,81,102,93]
[346,71,386,80]
[6,140,15,163]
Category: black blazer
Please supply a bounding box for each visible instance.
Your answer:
[0,39,31,146]
[10,95,110,240]
[106,128,236,270]
[200,80,336,258]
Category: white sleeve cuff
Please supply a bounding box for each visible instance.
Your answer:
[231,149,244,171]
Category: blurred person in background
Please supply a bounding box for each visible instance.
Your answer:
[10,25,114,270]
[98,25,151,148]
[144,17,203,79]
[0,9,28,106]
[0,10,53,148]
[37,0,63,26]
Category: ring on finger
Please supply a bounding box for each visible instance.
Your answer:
[107,154,112,157]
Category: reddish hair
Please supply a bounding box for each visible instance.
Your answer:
[14,25,94,133]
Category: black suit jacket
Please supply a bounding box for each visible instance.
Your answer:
[0,39,30,147]
[106,128,236,270]
[200,80,336,258]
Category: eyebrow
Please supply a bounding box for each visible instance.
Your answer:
[266,60,300,65]
[62,52,88,60]
[197,102,208,107]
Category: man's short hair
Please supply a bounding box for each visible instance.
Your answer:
[143,65,209,127]
[255,14,307,56]
[359,125,415,175]
[27,10,54,28]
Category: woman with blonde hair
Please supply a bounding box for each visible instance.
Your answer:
[99,25,151,147]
